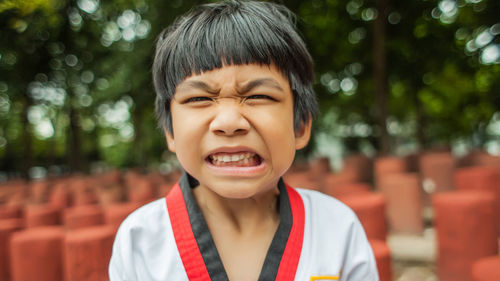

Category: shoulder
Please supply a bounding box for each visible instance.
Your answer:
[292,188,379,281]
[109,197,187,280]
[113,197,174,252]
[111,197,171,255]
[118,198,168,232]
[294,188,359,223]
[293,187,362,242]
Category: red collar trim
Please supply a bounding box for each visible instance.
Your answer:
[166,183,211,280]
[275,184,305,281]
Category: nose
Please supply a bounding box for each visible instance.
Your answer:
[209,99,250,136]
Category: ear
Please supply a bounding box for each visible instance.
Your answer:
[164,129,176,153]
[294,118,312,150]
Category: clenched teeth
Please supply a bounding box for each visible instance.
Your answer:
[210,152,255,163]
[208,152,261,167]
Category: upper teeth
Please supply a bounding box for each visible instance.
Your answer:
[211,153,255,162]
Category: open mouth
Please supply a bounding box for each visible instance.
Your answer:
[207,152,263,167]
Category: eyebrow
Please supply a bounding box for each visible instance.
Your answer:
[176,80,220,95]
[236,78,284,94]
[176,78,284,95]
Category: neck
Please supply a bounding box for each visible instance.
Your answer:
[193,184,280,234]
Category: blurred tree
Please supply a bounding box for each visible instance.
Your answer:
[0,0,63,177]
[295,0,500,154]
[387,0,500,149]
[0,0,200,177]
[0,0,499,178]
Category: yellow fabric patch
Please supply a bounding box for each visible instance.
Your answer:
[310,276,339,280]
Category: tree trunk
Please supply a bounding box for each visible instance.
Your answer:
[67,104,83,172]
[46,112,59,168]
[414,87,427,150]
[132,107,147,171]
[374,0,390,155]
[21,95,33,179]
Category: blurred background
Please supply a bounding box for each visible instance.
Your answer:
[0,0,498,178]
[0,0,500,281]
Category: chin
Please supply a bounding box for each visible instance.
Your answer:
[209,183,269,199]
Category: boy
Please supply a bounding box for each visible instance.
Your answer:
[109,1,378,280]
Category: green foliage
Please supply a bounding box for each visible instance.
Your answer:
[296,0,500,152]
[0,0,60,14]
[0,0,499,177]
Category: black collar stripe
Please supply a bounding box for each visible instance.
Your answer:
[178,173,229,281]
[166,172,305,281]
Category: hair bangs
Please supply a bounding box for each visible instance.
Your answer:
[174,8,296,82]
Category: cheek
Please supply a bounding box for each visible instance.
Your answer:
[270,129,296,171]
[172,139,204,180]
[256,103,295,136]
[249,105,297,171]
[171,104,209,140]
[170,106,205,168]
[172,105,204,129]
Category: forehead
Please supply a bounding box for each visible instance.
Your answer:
[175,63,291,92]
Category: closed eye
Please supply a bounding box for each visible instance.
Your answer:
[245,95,276,101]
[184,96,214,103]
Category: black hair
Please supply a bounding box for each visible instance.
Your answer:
[152,0,318,134]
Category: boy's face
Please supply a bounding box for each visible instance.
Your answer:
[165,63,311,199]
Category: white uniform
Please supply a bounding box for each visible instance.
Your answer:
[109,173,379,281]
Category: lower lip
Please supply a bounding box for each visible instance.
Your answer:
[205,159,267,175]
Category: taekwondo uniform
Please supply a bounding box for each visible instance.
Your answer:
[109,173,379,281]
